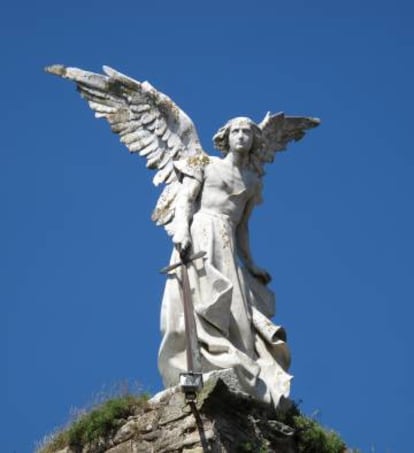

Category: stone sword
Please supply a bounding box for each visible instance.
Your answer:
[160,250,206,401]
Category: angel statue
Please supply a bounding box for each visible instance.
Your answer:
[46,64,319,408]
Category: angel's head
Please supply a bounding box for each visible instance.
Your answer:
[213,117,263,157]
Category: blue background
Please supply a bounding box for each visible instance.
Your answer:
[2,1,413,452]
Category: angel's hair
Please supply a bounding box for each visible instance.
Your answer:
[213,117,264,156]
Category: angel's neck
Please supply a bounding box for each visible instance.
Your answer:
[225,150,248,169]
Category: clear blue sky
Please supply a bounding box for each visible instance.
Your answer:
[2,1,413,452]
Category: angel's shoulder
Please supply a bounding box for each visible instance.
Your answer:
[173,153,210,182]
[245,166,261,182]
[205,155,222,169]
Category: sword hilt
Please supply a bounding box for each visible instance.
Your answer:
[160,250,206,274]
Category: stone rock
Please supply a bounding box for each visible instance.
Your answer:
[84,372,298,452]
[40,371,348,452]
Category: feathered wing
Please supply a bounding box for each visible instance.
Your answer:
[45,64,208,232]
[253,112,320,174]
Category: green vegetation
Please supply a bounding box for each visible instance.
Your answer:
[37,394,149,453]
[293,414,346,453]
[275,401,346,453]
[238,440,269,452]
[38,392,347,453]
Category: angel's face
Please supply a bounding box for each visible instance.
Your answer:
[228,119,254,155]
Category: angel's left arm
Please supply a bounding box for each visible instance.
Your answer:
[236,186,271,285]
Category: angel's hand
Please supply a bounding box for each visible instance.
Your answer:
[247,263,272,285]
[173,228,192,260]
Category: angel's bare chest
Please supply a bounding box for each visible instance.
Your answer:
[205,162,254,194]
[198,161,257,216]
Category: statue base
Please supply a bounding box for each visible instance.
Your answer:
[42,370,348,453]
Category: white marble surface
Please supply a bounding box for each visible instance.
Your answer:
[46,65,319,408]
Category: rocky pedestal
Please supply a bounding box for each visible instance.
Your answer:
[48,370,347,453]
[131,371,297,453]
[55,371,295,453]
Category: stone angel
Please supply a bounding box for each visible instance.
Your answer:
[46,64,319,408]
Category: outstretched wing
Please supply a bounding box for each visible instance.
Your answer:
[45,64,208,230]
[258,111,320,166]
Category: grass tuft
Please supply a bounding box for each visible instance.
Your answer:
[37,393,149,453]
[293,414,346,453]
[275,400,347,453]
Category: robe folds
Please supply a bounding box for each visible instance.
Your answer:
[158,158,292,408]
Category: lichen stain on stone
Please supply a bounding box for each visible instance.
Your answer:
[187,154,209,168]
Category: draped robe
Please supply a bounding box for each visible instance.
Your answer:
[158,157,292,407]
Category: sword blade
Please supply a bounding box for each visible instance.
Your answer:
[180,263,202,373]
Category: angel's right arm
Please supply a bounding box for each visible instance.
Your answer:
[172,175,202,253]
